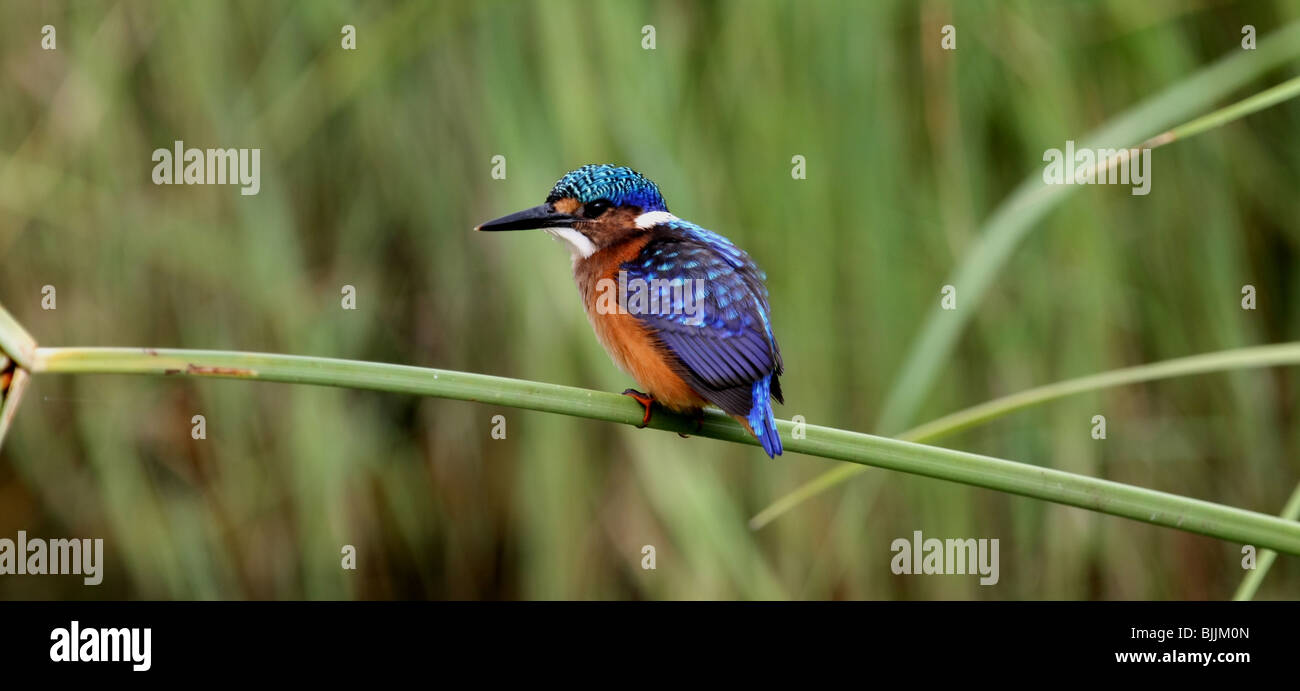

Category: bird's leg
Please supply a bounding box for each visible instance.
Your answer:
[621,388,655,429]
[677,411,705,439]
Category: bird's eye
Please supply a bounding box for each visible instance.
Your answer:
[583,199,612,218]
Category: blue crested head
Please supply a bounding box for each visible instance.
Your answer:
[546,164,668,213]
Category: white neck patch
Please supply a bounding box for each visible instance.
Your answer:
[545,227,597,259]
[634,210,678,229]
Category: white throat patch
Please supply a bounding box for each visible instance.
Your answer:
[545,227,597,259]
[634,210,678,229]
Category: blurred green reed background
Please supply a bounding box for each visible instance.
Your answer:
[1,0,1298,600]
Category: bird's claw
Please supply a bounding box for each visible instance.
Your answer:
[677,413,704,438]
[622,388,655,429]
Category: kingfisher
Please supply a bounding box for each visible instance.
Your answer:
[476,164,785,457]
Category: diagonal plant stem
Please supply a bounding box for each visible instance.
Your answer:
[875,23,1300,436]
[750,343,1300,529]
[1155,73,1300,145]
[19,344,1300,556]
[779,31,1300,589]
[1079,74,1300,182]
[1233,482,1300,600]
[0,368,31,449]
[0,303,38,448]
[0,302,38,371]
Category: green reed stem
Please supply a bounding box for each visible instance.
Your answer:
[1155,74,1300,146]
[874,24,1300,436]
[751,343,1300,529]
[22,345,1300,556]
[0,302,37,371]
[1233,482,1300,600]
[0,368,31,450]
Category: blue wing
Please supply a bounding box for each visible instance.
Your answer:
[622,221,784,455]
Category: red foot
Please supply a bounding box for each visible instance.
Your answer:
[622,388,655,428]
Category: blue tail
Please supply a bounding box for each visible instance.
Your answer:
[746,375,783,458]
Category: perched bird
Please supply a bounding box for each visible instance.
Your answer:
[476,164,784,457]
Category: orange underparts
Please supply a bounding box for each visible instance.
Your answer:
[576,235,708,415]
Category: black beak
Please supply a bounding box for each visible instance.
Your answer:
[475,203,580,232]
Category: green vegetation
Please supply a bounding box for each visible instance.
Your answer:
[1,1,1297,599]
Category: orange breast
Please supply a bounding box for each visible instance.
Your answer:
[575,237,707,414]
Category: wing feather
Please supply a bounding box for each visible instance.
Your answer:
[620,223,782,417]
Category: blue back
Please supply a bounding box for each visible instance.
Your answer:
[622,219,785,457]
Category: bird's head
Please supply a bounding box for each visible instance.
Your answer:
[476,164,672,259]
